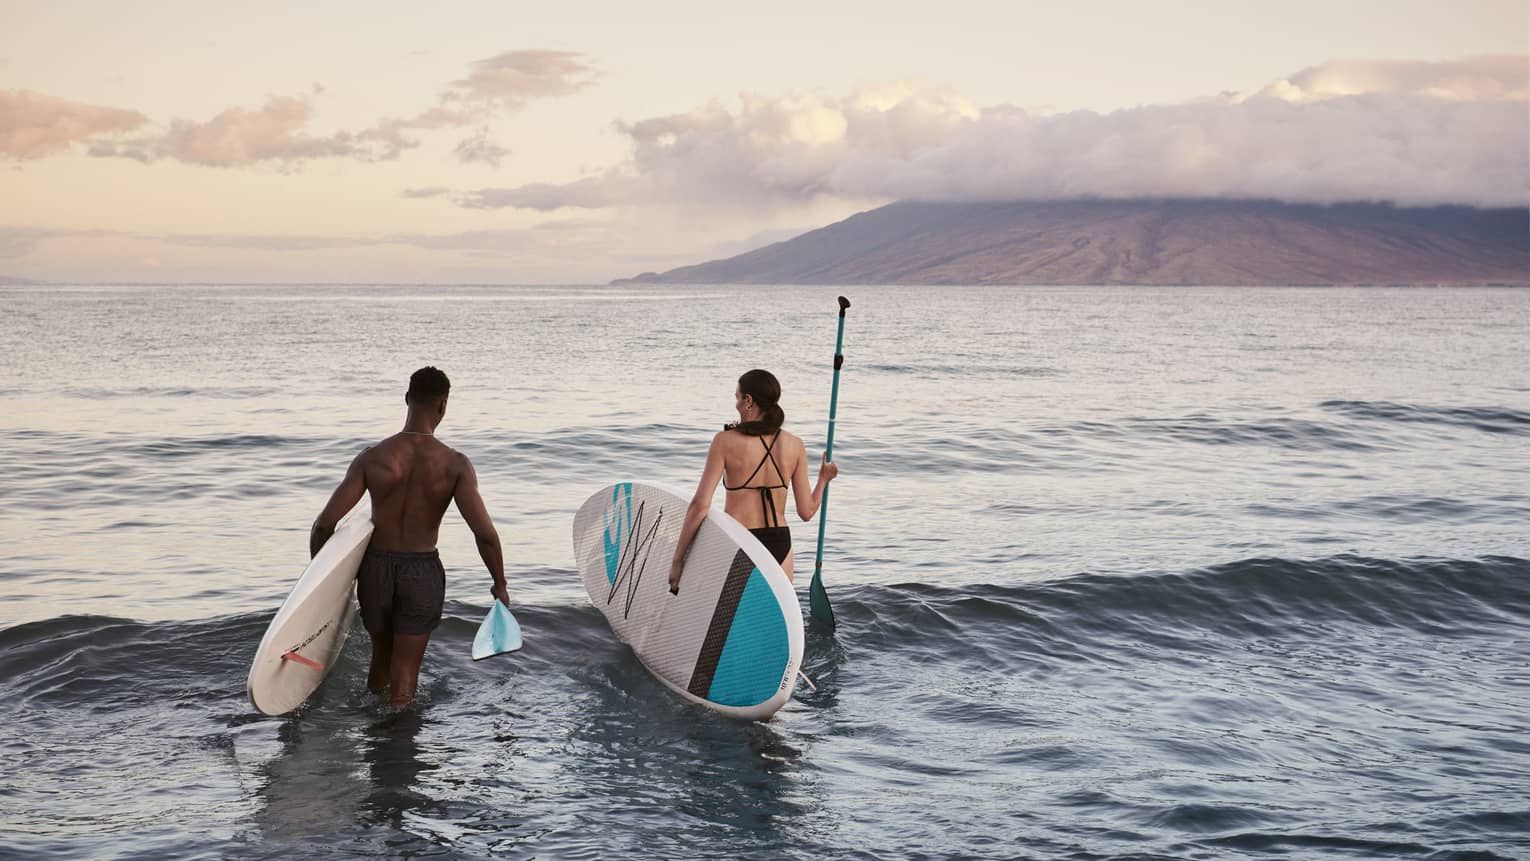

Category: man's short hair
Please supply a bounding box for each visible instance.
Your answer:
[407,366,451,404]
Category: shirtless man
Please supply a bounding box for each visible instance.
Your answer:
[309,366,509,708]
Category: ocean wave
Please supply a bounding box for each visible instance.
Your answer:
[51,386,280,400]
[7,555,1525,705]
[1123,414,1386,451]
[1320,400,1530,436]
[862,362,1060,378]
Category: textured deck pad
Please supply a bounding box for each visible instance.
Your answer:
[572,482,803,720]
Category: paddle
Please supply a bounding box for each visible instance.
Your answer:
[810,295,850,629]
[471,600,523,660]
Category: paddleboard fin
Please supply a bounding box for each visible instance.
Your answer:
[281,651,324,671]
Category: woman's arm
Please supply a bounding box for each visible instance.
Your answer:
[792,437,839,521]
[668,434,727,593]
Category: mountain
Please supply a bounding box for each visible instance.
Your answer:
[615,199,1530,286]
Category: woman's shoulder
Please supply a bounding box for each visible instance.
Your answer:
[712,427,747,448]
[775,428,804,450]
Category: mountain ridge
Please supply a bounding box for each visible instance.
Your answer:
[615,199,1530,286]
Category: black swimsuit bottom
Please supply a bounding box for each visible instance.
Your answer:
[727,432,792,565]
[749,526,792,564]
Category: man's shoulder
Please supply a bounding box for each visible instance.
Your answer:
[443,443,474,471]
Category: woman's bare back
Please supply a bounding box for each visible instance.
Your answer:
[719,428,802,529]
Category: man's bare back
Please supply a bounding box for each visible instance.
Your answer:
[358,433,467,553]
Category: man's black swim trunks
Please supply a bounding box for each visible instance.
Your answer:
[356,549,445,636]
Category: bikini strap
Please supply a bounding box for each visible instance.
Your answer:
[724,432,788,490]
[724,433,789,528]
[759,433,788,489]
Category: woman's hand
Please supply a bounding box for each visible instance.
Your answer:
[668,558,684,594]
[820,452,839,483]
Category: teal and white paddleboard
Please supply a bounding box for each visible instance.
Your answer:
[572,482,804,720]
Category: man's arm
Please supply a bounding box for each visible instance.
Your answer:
[453,454,509,606]
[310,448,369,557]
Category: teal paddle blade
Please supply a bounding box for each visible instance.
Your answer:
[809,570,836,629]
[472,601,523,660]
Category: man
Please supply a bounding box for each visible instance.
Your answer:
[310,366,509,707]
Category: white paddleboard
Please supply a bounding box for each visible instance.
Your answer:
[248,504,374,716]
[572,481,804,720]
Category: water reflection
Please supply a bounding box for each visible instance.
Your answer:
[362,709,437,824]
[248,712,369,845]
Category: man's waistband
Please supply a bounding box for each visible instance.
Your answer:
[364,548,440,560]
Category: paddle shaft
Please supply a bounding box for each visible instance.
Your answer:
[811,297,850,625]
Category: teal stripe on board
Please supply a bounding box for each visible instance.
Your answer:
[706,569,789,707]
[603,483,631,584]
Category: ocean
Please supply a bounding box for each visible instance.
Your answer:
[1,284,1527,860]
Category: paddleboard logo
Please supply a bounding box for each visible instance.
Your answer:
[778,658,799,693]
[285,619,332,657]
[605,496,664,620]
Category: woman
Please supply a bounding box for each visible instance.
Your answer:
[668,369,839,592]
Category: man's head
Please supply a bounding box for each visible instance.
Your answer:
[406,366,451,416]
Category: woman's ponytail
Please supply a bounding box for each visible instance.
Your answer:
[731,369,784,436]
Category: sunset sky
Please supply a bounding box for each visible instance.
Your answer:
[3,0,1526,283]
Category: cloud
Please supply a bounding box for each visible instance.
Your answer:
[349,50,597,164]
[2,216,742,281]
[67,49,596,167]
[84,95,413,166]
[460,56,1529,212]
[387,220,611,254]
[401,186,450,199]
[0,90,149,159]
[445,50,598,111]
[28,221,617,257]
[453,131,511,166]
[457,176,642,210]
[158,232,392,251]
[1258,55,1529,102]
[0,226,114,256]
[91,96,376,166]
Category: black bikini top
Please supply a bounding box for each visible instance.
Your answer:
[724,432,787,528]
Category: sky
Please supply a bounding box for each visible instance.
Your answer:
[2,0,1527,283]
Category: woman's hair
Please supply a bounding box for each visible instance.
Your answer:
[729,368,785,436]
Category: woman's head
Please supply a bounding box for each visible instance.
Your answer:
[732,369,784,435]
